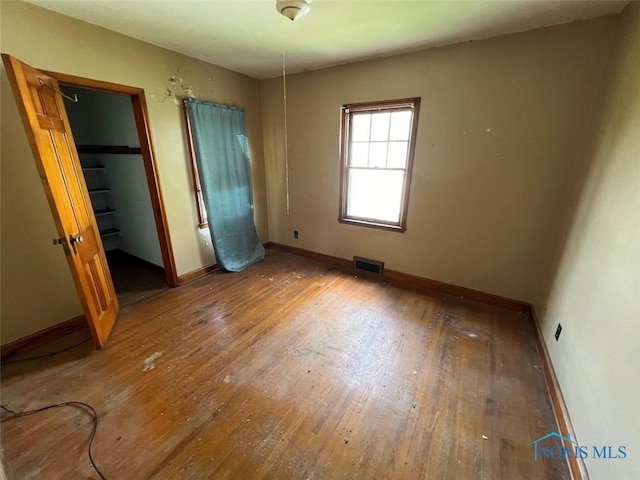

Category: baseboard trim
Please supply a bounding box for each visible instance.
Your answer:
[266,242,529,312]
[176,243,273,286]
[176,264,221,286]
[529,306,589,480]
[0,314,86,359]
[268,242,351,269]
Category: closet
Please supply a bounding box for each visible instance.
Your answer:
[62,85,168,307]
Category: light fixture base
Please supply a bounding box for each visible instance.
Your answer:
[276,0,310,21]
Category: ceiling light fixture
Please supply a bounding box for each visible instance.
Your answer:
[276,0,310,21]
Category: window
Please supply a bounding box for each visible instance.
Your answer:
[183,103,208,227]
[339,97,420,232]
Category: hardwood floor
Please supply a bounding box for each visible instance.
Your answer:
[0,251,568,479]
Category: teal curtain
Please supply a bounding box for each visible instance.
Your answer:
[185,98,265,272]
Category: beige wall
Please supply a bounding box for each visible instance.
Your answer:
[261,17,617,307]
[540,4,640,479]
[0,1,268,344]
[1,1,638,476]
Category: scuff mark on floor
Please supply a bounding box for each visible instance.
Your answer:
[143,352,162,372]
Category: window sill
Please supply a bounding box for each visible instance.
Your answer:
[338,217,406,233]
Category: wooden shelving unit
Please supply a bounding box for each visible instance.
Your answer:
[94,207,116,217]
[77,148,140,240]
[77,145,142,155]
[99,227,121,237]
[88,188,112,194]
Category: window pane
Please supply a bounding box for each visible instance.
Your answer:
[349,142,369,167]
[369,142,388,168]
[370,112,390,141]
[389,110,412,141]
[347,169,404,223]
[351,113,371,141]
[387,141,408,168]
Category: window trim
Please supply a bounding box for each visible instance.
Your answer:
[183,102,208,228]
[338,97,421,232]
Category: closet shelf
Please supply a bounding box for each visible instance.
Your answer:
[94,207,116,216]
[82,166,106,171]
[88,188,111,194]
[99,227,121,237]
[77,145,142,155]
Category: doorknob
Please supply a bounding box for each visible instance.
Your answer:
[70,234,84,245]
[52,237,66,246]
[69,234,83,254]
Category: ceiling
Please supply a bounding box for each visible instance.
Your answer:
[26,0,628,79]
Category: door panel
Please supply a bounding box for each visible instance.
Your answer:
[2,54,118,348]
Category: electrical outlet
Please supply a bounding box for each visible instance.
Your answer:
[555,323,562,341]
[293,230,299,239]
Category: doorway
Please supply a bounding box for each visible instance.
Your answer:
[54,75,178,307]
[3,54,180,347]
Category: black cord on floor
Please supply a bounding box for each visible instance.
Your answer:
[7,326,84,356]
[1,337,92,365]
[1,402,106,479]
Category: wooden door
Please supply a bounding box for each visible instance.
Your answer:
[2,54,118,348]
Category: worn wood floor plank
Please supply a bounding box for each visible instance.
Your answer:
[0,251,568,479]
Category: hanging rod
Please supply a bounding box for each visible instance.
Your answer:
[38,78,78,103]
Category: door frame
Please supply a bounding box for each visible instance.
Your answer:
[48,71,179,288]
